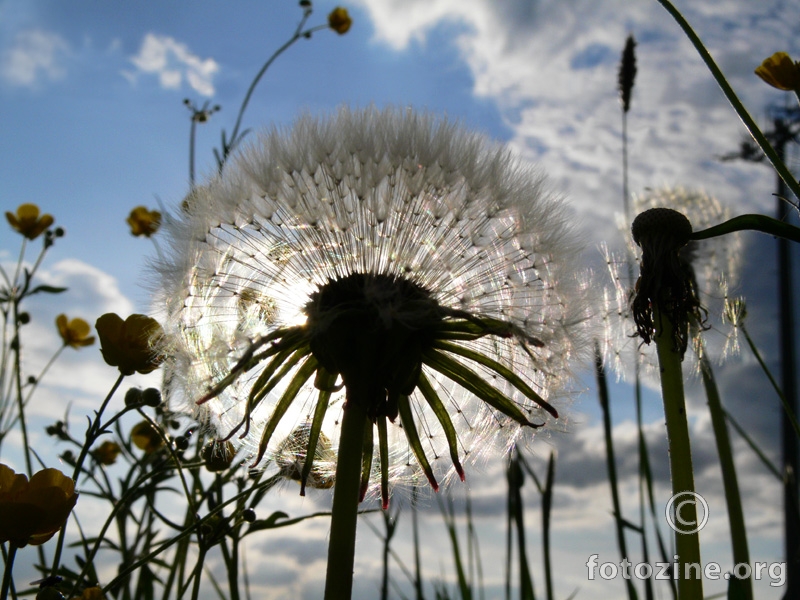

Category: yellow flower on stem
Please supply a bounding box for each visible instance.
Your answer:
[0,464,78,546]
[130,421,164,454]
[5,203,54,240]
[92,441,122,466]
[56,315,95,349]
[755,52,800,92]
[327,7,352,34]
[126,206,162,237]
[95,313,164,376]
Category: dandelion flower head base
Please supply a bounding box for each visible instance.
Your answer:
[158,106,587,504]
[631,207,701,356]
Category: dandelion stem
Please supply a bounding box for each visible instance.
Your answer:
[653,308,702,599]
[324,400,368,600]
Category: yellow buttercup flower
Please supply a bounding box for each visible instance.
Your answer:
[92,441,122,466]
[95,313,164,376]
[0,464,78,546]
[69,586,106,600]
[131,421,164,454]
[126,206,162,237]
[755,52,800,92]
[327,7,352,34]
[5,203,54,240]
[56,315,95,349]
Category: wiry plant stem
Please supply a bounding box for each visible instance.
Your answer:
[325,401,368,600]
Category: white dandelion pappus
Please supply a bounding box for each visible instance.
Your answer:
[157,106,588,508]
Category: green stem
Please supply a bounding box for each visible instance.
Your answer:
[656,0,800,204]
[51,372,125,576]
[653,309,702,599]
[12,301,32,478]
[691,214,800,245]
[698,349,752,599]
[0,543,16,600]
[189,547,208,600]
[324,401,367,600]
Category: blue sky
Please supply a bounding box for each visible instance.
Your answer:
[2,0,800,598]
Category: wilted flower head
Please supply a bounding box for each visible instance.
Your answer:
[6,203,54,240]
[600,188,742,374]
[157,106,588,506]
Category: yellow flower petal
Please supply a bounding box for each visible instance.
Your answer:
[95,313,164,375]
[328,7,352,34]
[755,52,800,91]
[126,206,162,237]
[0,464,78,547]
[56,314,95,349]
[5,203,54,240]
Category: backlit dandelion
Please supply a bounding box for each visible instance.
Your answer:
[157,106,588,511]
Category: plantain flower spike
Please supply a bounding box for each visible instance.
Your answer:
[618,34,637,114]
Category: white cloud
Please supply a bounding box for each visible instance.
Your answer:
[128,33,218,96]
[353,0,797,248]
[0,29,70,87]
[5,257,156,412]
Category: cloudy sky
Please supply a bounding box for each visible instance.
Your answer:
[2,0,799,598]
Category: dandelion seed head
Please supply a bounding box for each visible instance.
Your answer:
[599,187,743,380]
[157,106,589,499]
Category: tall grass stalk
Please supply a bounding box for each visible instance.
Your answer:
[594,344,638,600]
[697,347,752,599]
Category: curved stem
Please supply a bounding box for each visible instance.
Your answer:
[656,0,800,204]
[50,372,125,576]
[691,213,800,244]
[653,309,702,599]
[224,18,326,167]
[324,401,367,600]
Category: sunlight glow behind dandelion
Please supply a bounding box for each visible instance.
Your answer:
[157,106,589,506]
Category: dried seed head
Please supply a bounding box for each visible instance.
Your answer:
[631,207,700,355]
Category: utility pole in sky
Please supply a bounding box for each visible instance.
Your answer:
[723,104,800,598]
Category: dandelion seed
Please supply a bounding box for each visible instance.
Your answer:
[157,106,588,507]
